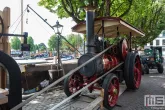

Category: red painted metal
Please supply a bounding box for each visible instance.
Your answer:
[68,74,83,94]
[103,55,111,71]
[121,39,128,60]
[108,77,119,107]
[87,75,97,92]
[134,56,142,88]
[103,55,119,71]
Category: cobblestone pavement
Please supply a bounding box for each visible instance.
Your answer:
[23,69,165,110]
[23,88,92,110]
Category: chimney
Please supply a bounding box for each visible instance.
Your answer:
[85,7,96,54]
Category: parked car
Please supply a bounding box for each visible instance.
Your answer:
[61,54,74,61]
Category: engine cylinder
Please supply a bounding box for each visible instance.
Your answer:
[78,53,104,77]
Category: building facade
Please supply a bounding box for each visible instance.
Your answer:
[145,30,165,56]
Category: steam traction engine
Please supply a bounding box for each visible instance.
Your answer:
[64,7,145,109]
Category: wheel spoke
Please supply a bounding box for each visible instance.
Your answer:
[134,65,141,88]
[107,77,119,107]
[68,74,83,94]
[108,83,113,93]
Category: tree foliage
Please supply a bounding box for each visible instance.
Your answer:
[27,36,35,51]
[38,43,47,51]
[34,44,39,52]
[48,34,62,51]
[38,0,133,23]
[11,37,21,50]
[38,0,165,46]
[124,0,165,46]
[62,34,83,52]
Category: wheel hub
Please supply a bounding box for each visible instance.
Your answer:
[113,88,118,95]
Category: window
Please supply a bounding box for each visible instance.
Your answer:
[156,40,159,45]
[163,31,165,36]
[150,41,153,45]
[162,40,165,45]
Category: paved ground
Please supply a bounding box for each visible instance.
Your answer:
[113,69,165,110]
[23,68,165,110]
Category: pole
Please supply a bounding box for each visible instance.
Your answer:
[57,34,60,65]
[84,36,85,54]
[26,5,82,55]
[27,5,53,30]
[21,0,24,43]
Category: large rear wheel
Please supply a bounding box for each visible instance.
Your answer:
[102,74,119,109]
[124,52,142,89]
[124,52,132,84]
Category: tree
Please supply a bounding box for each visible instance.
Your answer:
[48,34,62,51]
[38,43,47,51]
[27,36,35,51]
[34,44,39,52]
[11,37,21,50]
[123,0,165,46]
[38,0,133,23]
[63,34,83,52]
[38,0,165,46]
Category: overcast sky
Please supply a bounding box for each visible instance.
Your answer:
[0,0,76,46]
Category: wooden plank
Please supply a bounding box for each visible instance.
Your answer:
[0,7,10,88]
[0,93,8,105]
[82,97,103,110]
[82,84,126,110]
[0,88,8,96]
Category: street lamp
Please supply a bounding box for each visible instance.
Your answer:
[52,21,63,65]
[53,20,63,34]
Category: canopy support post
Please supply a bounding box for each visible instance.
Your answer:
[102,20,105,50]
[117,27,119,37]
[129,32,132,52]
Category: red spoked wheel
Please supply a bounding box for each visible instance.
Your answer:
[124,52,142,89]
[133,55,142,88]
[64,73,83,98]
[119,39,128,60]
[102,74,119,109]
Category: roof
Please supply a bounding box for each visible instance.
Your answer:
[72,17,145,37]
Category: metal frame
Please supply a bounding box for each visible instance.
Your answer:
[0,32,28,44]
[11,44,115,110]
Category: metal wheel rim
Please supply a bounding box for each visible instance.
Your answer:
[68,74,82,94]
[108,77,119,107]
[134,56,142,88]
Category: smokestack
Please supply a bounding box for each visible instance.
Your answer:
[85,7,96,53]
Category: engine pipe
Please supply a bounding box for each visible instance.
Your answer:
[85,7,96,54]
